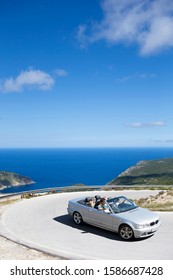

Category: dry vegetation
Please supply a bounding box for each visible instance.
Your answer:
[134,190,173,211]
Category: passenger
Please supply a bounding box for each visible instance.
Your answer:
[95,195,101,202]
[94,199,101,209]
[86,197,95,207]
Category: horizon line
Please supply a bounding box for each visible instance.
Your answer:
[0,146,173,149]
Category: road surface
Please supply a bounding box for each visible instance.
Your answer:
[0,190,172,259]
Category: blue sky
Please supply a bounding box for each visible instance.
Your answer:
[0,0,173,148]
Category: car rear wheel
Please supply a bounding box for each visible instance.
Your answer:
[73,212,83,225]
[119,224,134,240]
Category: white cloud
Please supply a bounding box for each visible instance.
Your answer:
[116,75,133,83]
[116,72,156,82]
[55,68,68,77]
[77,0,173,55]
[0,69,54,93]
[125,121,166,128]
[154,139,173,143]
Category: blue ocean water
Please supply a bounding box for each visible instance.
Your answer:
[1,147,173,194]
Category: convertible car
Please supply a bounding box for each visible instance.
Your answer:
[67,195,161,240]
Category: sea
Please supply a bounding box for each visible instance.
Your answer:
[1,147,173,194]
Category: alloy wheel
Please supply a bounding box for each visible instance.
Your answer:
[119,225,134,240]
[73,212,83,225]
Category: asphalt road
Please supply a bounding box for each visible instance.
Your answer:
[0,190,173,260]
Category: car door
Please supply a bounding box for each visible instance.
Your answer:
[111,214,123,232]
[88,207,113,230]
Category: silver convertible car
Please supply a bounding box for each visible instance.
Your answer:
[67,195,161,240]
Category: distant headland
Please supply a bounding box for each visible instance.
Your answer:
[0,171,35,190]
[107,158,173,185]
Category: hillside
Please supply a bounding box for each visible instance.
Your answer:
[134,190,173,211]
[0,171,34,190]
[107,158,173,185]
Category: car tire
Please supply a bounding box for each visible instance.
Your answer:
[119,224,134,240]
[73,212,83,225]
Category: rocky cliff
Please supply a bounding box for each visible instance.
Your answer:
[107,158,173,185]
[0,171,35,190]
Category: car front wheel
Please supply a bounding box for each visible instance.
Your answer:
[119,224,134,240]
[73,212,83,225]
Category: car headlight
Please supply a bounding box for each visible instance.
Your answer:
[136,223,150,229]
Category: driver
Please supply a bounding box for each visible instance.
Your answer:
[97,198,110,212]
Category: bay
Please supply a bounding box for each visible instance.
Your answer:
[1,147,173,194]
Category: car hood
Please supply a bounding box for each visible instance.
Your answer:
[116,207,160,224]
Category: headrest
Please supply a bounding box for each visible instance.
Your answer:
[95,195,101,201]
[85,197,93,202]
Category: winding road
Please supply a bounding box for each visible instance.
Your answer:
[0,190,173,259]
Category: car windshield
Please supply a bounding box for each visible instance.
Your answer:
[107,196,138,213]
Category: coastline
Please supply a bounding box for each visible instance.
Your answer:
[1,147,173,194]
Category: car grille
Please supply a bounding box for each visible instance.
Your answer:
[150,219,159,226]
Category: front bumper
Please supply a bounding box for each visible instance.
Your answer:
[133,221,161,238]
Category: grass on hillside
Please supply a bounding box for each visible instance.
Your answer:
[133,190,173,211]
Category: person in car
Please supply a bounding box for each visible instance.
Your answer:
[86,197,95,207]
[96,197,110,212]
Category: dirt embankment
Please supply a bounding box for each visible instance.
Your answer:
[134,190,173,211]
